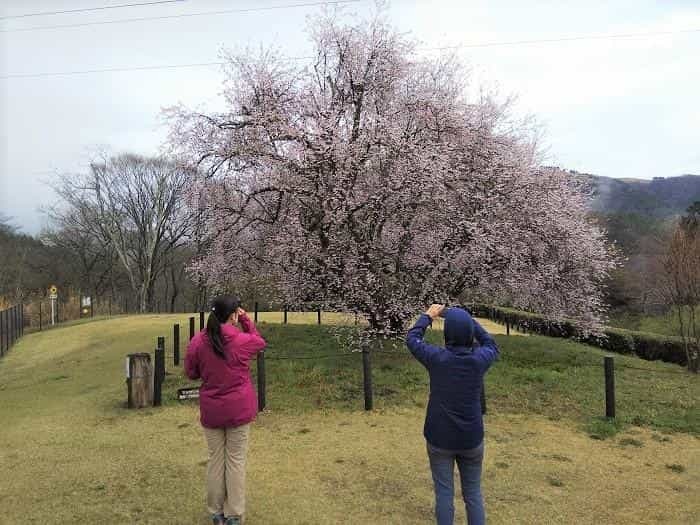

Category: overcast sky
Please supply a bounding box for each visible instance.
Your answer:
[1,0,699,234]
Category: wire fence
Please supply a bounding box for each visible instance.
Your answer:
[133,309,694,421]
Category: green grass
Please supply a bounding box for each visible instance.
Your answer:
[608,310,685,337]
[165,320,700,435]
[585,417,625,440]
[0,315,698,524]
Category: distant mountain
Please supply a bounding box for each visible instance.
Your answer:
[581,173,700,217]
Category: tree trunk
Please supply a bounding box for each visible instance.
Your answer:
[169,265,179,313]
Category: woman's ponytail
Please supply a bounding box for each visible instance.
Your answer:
[206,295,241,359]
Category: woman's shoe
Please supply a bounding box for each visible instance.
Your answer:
[211,513,225,524]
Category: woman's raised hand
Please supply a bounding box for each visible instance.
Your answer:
[426,304,445,319]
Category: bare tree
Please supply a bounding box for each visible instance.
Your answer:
[42,207,115,303]
[52,153,194,312]
[663,203,700,372]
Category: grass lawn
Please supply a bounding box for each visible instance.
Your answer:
[0,314,698,524]
[608,309,687,337]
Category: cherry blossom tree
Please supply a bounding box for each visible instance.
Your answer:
[165,7,617,337]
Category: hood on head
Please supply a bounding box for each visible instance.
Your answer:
[443,307,475,348]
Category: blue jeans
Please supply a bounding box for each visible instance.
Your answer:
[427,441,485,525]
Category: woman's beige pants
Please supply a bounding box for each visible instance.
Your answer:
[202,424,251,519]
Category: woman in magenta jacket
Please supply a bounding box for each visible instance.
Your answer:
[185,295,267,525]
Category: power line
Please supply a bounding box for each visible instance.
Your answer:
[2,26,698,80]
[0,0,188,21]
[2,61,226,79]
[0,57,316,79]
[0,0,362,33]
[427,28,700,50]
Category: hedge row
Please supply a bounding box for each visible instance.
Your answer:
[469,304,689,367]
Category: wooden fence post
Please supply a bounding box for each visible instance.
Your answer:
[604,356,615,418]
[199,311,204,330]
[284,305,288,324]
[126,353,153,408]
[20,304,24,337]
[506,319,510,336]
[189,316,195,340]
[173,324,180,366]
[362,348,373,410]
[317,308,321,325]
[257,352,266,411]
[39,301,43,331]
[154,337,165,407]
[254,302,259,323]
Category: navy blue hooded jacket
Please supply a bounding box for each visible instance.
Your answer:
[406,308,499,450]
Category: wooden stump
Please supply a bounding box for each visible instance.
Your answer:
[127,353,153,409]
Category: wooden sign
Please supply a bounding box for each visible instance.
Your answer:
[177,387,200,400]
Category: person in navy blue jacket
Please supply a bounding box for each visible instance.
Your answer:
[406,304,500,525]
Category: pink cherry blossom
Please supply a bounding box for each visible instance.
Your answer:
[165,7,618,342]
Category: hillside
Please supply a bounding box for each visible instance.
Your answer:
[583,173,700,217]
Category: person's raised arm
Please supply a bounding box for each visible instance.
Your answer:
[236,308,267,356]
[406,304,444,368]
[472,319,499,371]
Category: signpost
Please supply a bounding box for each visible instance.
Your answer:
[81,296,92,318]
[177,387,200,401]
[49,285,58,326]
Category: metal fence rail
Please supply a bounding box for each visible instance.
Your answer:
[0,304,24,358]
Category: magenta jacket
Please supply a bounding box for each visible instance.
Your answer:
[184,314,267,428]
